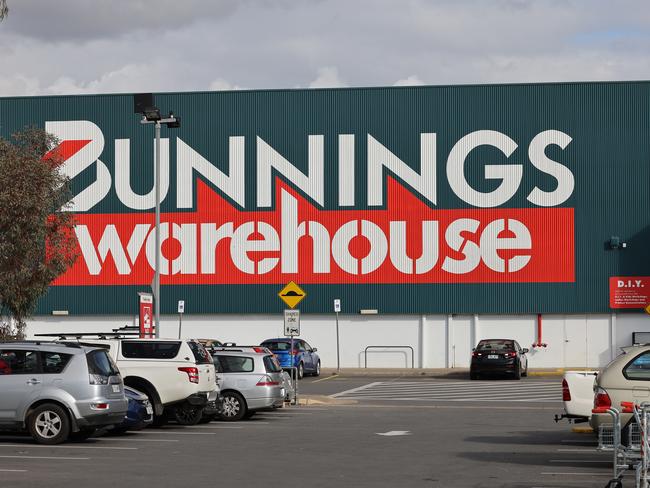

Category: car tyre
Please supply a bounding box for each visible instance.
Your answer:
[243,410,257,419]
[522,365,528,377]
[314,360,321,377]
[219,392,247,421]
[470,372,479,380]
[297,362,304,380]
[68,428,96,442]
[28,403,71,445]
[513,363,522,380]
[173,405,203,426]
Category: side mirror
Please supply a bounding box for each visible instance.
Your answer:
[312,348,318,352]
[472,348,476,352]
[522,348,529,354]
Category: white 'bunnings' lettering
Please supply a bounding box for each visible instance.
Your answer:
[50,121,573,211]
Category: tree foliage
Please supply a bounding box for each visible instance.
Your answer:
[0,128,78,340]
[0,0,7,21]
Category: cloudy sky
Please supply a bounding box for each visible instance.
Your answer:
[0,0,649,96]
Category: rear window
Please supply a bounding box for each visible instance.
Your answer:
[624,351,650,380]
[188,341,213,365]
[215,355,254,373]
[476,340,515,351]
[87,350,119,376]
[264,355,282,373]
[121,341,181,359]
[42,352,72,374]
[262,341,293,351]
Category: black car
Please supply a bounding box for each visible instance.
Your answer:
[470,339,528,380]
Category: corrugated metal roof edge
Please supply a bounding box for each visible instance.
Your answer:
[1,79,649,102]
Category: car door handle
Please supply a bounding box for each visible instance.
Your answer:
[26,379,41,385]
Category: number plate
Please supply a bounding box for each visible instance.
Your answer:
[112,385,121,393]
[487,354,499,359]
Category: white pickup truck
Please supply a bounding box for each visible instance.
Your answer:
[555,370,598,424]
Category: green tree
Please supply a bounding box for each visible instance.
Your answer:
[0,128,78,340]
[0,0,7,21]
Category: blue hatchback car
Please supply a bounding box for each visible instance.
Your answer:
[113,386,153,433]
[260,339,320,379]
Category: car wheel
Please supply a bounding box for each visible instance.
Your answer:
[470,372,478,380]
[314,360,321,377]
[151,414,168,427]
[297,362,304,380]
[243,410,257,419]
[513,363,522,380]
[28,403,71,445]
[173,405,203,426]
[522,366,528,377]
[219,392,247,421]
[68,428,96,442]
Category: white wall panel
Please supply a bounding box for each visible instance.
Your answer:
[24,312,650,369]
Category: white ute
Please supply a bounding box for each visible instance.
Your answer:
[555,370,598,424]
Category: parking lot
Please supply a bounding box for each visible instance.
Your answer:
[0,374,614,488]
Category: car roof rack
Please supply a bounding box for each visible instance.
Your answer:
[0,340,83,349]
[35,332,140,340]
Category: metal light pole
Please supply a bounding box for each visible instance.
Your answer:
[134,93,180,339]
[154,121,161,338]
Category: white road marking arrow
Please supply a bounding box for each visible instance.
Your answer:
[376,431,411,436]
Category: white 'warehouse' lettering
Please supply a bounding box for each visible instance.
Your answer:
[47,120,574,211]
[74,190,532,277]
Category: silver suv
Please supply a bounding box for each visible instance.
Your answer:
[0,341,128,444]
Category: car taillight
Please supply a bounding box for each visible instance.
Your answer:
[505,352,517,358]
[593,387,611,411]
[89,374,109,385]
[253,347,266,353]
[472,352,482,357]
[178,367,199,384]
[90,403,109,410]
[256,375,280,386]
[562,379,571,401]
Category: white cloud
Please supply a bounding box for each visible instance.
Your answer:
[393,75,425,87]
[0,0,649,98]
[208,78,244,91]
[308,67,346,88]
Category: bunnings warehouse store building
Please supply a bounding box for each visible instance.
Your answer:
[4,80,650,369]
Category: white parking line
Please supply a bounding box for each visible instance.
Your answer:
[330,382,382,398]
[0,444,136,450]
[182,425,244,429]
[540,472,610,476]
[95,438,179,443]
[561,440,596,444]
[556,449,599,453]
[0,469,27,472]
[549,460,609,463]
[134,431,217,435]
[0,455,89,460]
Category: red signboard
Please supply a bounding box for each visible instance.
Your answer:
[53,178,575,286]
[610,277,650,309]
[138,293,154,338]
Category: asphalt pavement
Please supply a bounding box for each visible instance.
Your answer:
[0,374,616,488]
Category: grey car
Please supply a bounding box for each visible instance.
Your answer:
[209,350,285,421]
[0,341,128,444]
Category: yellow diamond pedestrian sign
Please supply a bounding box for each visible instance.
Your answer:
[278,281,306,309]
